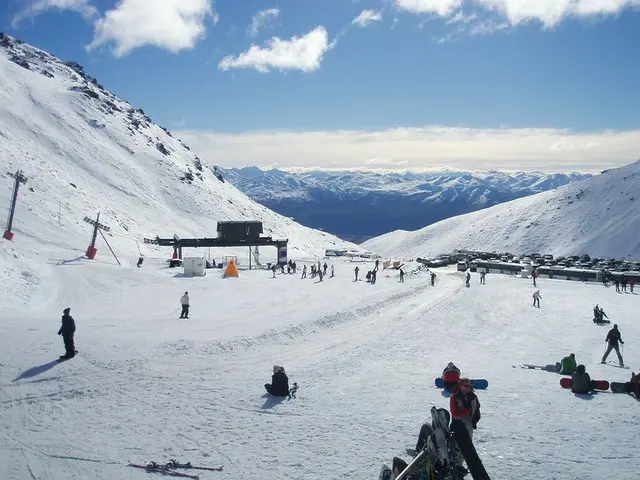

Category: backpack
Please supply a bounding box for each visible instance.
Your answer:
[425,407,457,479]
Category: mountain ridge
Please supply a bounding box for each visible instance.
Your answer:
[221,167,592,242]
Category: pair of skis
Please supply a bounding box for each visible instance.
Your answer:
[513,363,556,372]
[128,460,223,478]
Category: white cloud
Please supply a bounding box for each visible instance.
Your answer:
[352,9,383,27]
[249,8,280,36]
[176,126,640,173]
[394,0,463,16]
[218,26,330,73]
[474,0,640,28]
[87,0,217,57]
[446,11,477,24]
[12,0,97,27]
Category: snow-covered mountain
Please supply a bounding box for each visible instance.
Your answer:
[0,33,359,305]
[221,167,591,242]
[362,160,640,260]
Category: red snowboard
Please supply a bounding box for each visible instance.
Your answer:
[560,377,609,391]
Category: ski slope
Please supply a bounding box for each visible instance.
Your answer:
[2,256,639,480]
[362,161,640,260]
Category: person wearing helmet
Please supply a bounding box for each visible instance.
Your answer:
[57,307,76,359]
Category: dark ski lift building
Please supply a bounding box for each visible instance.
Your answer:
[144,221,288,269]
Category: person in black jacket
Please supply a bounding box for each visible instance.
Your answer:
[58,307,76,359]
[265,365,290,396]
[601,324,624,366]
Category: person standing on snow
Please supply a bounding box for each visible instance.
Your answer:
[399,268,405,283]
[479,271,486,284]
[532,290,541,308]
[601,324,624,366]
[301,264,307,279]
[430,271,436,286]
[450,378,481,475]
[555,353,576,374]
[57,307,76,359]
[331,265,335,278]
[465,271,471,287]
[179,291,190,319]
[354,265,359,281]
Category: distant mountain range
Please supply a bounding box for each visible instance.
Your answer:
[221,167,592,243]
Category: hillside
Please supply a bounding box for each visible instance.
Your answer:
[0,34,358,305]
[362,161,640,260]
[221,167,591,242]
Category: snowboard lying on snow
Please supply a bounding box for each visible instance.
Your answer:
[434,378,488,390]
[559,377,609,391]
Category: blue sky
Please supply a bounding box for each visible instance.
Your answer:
[2,0,640,171]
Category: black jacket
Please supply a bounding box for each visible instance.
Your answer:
[58,314,76,336]
[270,371,290,396]
[606,328,622,346]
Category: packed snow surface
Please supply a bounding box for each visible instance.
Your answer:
[1,254,639,480]
[362,161,640,260]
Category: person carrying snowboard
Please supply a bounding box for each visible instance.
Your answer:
[57,307,76,360]
[450,377,481,475]
[532,290,541,308]
[601,324,624,366]
[555,353,576,374]
[264,365,290,397]
[570,364,594,394]
[179,291,190,319]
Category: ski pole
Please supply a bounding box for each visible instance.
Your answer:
[171,306,180,315]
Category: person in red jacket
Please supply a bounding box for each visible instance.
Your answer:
[450,377,481,473]
[442,362,461,390]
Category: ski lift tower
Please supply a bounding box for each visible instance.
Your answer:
[3,170,28,241]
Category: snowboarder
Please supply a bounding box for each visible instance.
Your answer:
[555,353,576,374]
[570,364,594,394]
[601,324,624,366]
[450,378,480,475]
[430,271,436,286]
[399,268,405,283]
[354,265,359,281]
[57,307,76,360]
[137,255,144,268]
[465,271,471,287]
[179,292,190,319]
[441,362,461,390]
[532,290,541,308]
[479,271,486,284]
[265,365,290,397]
[301,264,307,279]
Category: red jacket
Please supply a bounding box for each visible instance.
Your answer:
[450,391,481,425]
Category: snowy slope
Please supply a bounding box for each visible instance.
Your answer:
[1,260,639,480]
[362,161,640,260]
[0,33,358,306]
[222,167,591,242]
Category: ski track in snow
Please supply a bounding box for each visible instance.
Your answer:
[1,261,639,480]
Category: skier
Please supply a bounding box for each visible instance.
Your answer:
[301,264,307,279]
[430,271,436,286]
[57,307,76,360]
[441,362,461,390]
[354,265,359,281]
[465,271,471,287]
[532,290,541,308]
[179,291,190,319]
[450,378,480,476]
[555,353,576,374]
[399,268,405,283]
[264,365,289,396]
[601,324,624,366]
[479,271,486,284]
[570,364,594,394]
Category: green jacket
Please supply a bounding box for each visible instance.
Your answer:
[558,355,576,374]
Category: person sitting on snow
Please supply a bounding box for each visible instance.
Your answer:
[571,364,594,394]
[265,365,290,397]
[555,353,576,374]
[441,362,461,390]
[593,305,608,324]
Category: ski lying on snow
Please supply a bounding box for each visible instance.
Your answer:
[166,460,224,471]
[127,463,199,478]
[514,364,555,371]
